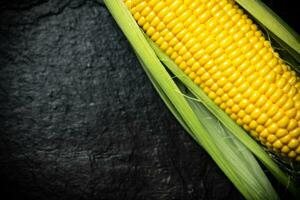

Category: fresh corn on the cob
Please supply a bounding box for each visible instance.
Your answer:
[124,0,300,161]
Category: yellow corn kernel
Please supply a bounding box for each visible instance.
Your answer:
[273,140,283,149]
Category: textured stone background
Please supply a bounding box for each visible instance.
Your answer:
[0,0,298,200]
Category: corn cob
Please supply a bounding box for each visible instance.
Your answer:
[124,0,300,161]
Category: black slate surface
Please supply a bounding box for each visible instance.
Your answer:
[0,0,298,200]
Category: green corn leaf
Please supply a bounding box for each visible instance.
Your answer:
[185,88,278,200]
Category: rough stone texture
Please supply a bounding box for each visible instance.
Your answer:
[0,0,298,200]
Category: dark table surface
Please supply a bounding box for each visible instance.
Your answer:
[0,0,298,199]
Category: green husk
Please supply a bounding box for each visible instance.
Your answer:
[142,57,279,199]
[104,0,300,199]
